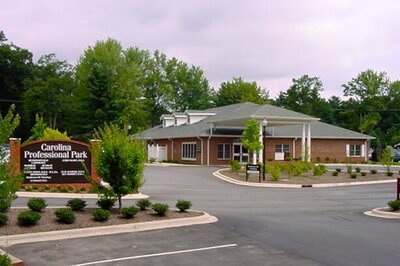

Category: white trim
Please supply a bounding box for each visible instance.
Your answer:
[181,142,197,160]
[217,143,231,160]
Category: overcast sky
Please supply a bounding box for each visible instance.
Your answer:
[2,0,400,98]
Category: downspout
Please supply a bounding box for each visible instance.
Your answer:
[197,136,204,165]
[168,138,174,161]
[293,137,297,159]
[207,123,213,166]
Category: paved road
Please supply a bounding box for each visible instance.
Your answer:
[5,165,400,265]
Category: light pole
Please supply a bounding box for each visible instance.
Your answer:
[262,120,267,181]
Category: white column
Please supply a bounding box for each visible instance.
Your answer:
[301,123,306,161]
[307,123,311,162]
[258,121,263,164]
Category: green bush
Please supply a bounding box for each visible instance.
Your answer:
[361,172,367,176]
[54,208,76,224]
[136,199,151,210]
[66,198,87,211]
[27,198,47,212]
[0,201,10,213]
[17,210,41,226]
[152,203,169,216]
[120,206,139,219]
[0,253,11,266]
[324,157,330,162]
[347,165,352,174]
[335,168,342,172]
[388,200,400,211]
[230,160,241,173]
[355,167,361,173]
[96,197,116,210]
[332,171,339,176]
[0,212,8,226]
[313,164,327,176]
[60,187,69,193]
[269,165,281,181]
[370,169,377,174]
[176,200,192,212]
[92,209,111,222]
[350,173,357,179]
[286,162,309,176]
[387,171,394,177]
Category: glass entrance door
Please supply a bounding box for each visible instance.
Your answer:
[233,143,249,163]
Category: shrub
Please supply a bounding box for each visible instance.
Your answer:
[152,203,169,216]
[54,208,76,224]
[120,206,139,219]
[27,198,47,212]
[92,209,111,222]
[361,172,367,176]
[335,168,342,172]
[370,169,377,174]
[387,171,394,177]
[97,197,116,210]
[80,187,87,192]
[286,162,309,176]
[230,160,241,173]
[313,164,327,176]
[350,173,357,179]
[0,201,10,213]
[269,165,281,181]
[25,186,33,192]
[66,198,87,211]
[316,157,321,163]
[44,185,50,191]
[0,213,8,226]
[388,200,400,211]
[50,187,58,192]
[324,157,330,162]
[60,187,69,193]
[32,185,39,190]
[332,171,339,176]
[176,200,192,212]
[332,158,338,163]
[347,165,352,174]
[67,186,74,192]
[355,167,361,173]
[0,253,11,266]
[136,199,152,210]
[17,210,41,226]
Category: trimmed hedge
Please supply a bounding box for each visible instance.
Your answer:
[152,203,169,216]
[92,209,111,222]
[96,197,116,210]
[120,206,139,219]
[0,212,8,226]
[18,210,41,226]
[27,198,47,212]
[176,200,192,212]
[66,198,87,211]
[136,199,151,211]
[54,208,76,224]
[388,200,400,211]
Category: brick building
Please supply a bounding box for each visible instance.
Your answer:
[140,102,373,165]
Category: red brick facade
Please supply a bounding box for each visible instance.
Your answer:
[150,137,368,165]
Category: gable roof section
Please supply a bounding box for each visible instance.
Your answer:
[138,102,373,140]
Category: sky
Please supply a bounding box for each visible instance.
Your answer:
[1,0,400,99]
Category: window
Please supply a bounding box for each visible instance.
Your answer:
[275,144,290,153]
[218,144,231,159]
[182,143,196,160]
[349,144,362,156]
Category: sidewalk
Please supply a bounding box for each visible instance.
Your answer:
[16,191,149,199]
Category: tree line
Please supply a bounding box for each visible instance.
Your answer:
[1,31,399,158]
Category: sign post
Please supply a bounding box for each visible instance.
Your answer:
[246,164,261,182]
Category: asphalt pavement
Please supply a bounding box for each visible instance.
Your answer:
[5,165,400,266]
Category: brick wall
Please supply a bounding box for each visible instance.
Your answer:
[152,137,368,165]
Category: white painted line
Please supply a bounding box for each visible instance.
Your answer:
[70,243,238,266]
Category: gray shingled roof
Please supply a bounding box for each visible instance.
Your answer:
[138,102,373,140]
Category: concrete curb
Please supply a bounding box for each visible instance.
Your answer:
[0,248,24,266]
[213,169,397,189]
[364,207,400,219]
[145,162,199,167]
[16,191,149,199]
[0,211,218,247]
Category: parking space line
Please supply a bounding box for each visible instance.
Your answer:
[70,243,238,266]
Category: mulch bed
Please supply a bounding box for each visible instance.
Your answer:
[222,169,398,185]
[0,208,201,236]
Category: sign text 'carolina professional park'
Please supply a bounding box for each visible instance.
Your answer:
[21,141,91,184]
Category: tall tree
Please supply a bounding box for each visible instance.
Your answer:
[275,75,330,120]
[215,77,269,107]
[23,54,74,130]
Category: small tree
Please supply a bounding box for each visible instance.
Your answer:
[241,119,263,164]
[381,147,392,174]
[0,105,21,212]
[27,114,69,141]
[92,124,146,211]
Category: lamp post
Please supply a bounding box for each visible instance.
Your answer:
[262,120,267,181]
